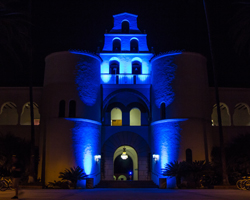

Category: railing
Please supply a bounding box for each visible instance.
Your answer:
[101,73,151,84]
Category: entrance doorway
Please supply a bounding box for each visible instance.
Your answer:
[113,146,138,180]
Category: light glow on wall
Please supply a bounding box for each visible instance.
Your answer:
[74,54,100,106]
[151,53,182,108]
[151,118,187,188]
[70,119,101,178]
[100,54,153,84]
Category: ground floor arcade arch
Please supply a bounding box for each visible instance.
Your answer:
[113,145,138,180]
[101,131,150,181]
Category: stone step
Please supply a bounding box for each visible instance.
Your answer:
[95,180,158,188]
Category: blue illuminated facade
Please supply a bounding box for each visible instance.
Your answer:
[68,12,189,188]
[39,12,210,189]
[2,11,250,190]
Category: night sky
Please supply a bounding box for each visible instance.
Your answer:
[0,0,250,87]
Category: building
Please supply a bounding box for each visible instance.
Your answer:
[1,12,250,188]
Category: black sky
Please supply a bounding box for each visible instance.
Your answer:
[1,0,250,87]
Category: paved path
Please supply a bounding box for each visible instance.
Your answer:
[1,188,250,200]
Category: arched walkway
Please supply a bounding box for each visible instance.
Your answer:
[233,103,250,126]
[101,131,150,181]
[211,103,231,126]
[114,146,138,180]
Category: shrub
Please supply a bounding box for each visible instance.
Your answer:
[59,166,88,189]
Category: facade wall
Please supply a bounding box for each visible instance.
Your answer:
[0,87,42,151]
[2,13,250,189]
[41,51,102,186]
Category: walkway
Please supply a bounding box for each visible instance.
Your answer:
[1,188,250,200]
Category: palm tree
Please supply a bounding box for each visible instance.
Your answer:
[59,166,88,189]
[0,1,30,71]
[0,1,36,183]
[189,160,211,187]
[228,2,250,58]
[203,0,229,185]
[162,161,188,188]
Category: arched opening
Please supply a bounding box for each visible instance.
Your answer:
[160,102,166,119]
[211,103,231,126]
[129,108,141,126]
[114,155,133,181]
[102,131,150,181]
[113,39,121,53]
[0,102,18,125]
[113,145,138,180]
[109,60,120,74]
[121,20,129,33]
[59,100,65,118]
[111,107,122,126]
[186,148,192,163]
[20,102,40,125]
[69,100,76,118]
[233,103,250,126]
[132,61,142,74]
[130,39,138,53]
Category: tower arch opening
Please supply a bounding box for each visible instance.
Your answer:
[130,38,138,53]
[109,60,120,74]
[113,38,121,52]
[121,20,129,33]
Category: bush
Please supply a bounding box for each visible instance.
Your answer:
[163,160,213,188]
[59,166,88,189]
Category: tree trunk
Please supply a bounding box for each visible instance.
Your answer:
[203,0,229,185]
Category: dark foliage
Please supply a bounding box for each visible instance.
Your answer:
[59,166,88,189]
[162,161,188,188]
[211,134,250,185]
[228,1,250,58]
[163,160,213,188]
[0,133,29,175]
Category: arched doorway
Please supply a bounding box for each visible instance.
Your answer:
[101,131,150,181]
[113,146,138,180]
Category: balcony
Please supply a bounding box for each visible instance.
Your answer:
[101,73,151,84]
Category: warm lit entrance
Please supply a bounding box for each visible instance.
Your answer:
[113,146,138,180]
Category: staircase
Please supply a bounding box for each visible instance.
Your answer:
[95,180,158,188]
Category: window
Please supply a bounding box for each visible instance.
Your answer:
[113,39,121,52]
[211,103,231,126]
[109,61,120,74]
[122,21,129,33]
[160,102,166,119]
[130,108,141,126]
[130,39,138,53]
[20,102,40,125]
[132,61,142,74]
[233,103,250,126]
[59,100,65,118]
[186,149,192,163]
[0,102,18,125]
[69,100,76,118]
[111,107,122,126]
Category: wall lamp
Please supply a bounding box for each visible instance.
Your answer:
[95,155,101,162]
[153,154,159,161]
